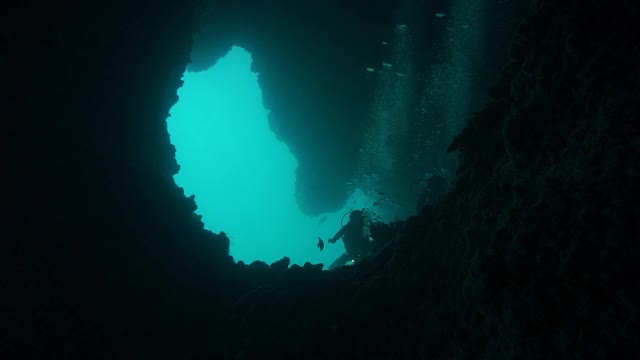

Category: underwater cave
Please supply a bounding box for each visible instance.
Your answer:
[168,45,398,266]
[6,0,640,358]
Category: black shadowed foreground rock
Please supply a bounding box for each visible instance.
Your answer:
[4,0,639,358]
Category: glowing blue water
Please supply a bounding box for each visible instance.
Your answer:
[167,46,375,267]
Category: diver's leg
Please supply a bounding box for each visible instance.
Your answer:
[328,253,350,270]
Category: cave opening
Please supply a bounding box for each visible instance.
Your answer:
[166,45,379,267]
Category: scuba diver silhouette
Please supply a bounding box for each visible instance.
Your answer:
[327,208,374,269]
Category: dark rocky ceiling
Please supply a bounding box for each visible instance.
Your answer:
[187,0,399,215]
[187,0,528,215]
[4,0,639,358]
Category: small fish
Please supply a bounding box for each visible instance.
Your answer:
[317,237,325,251]
[372,201,381,207]
[318,216,328,224]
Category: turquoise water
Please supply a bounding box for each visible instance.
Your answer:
[167,46,375,267]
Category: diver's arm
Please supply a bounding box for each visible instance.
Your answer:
[329,227,345,243]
